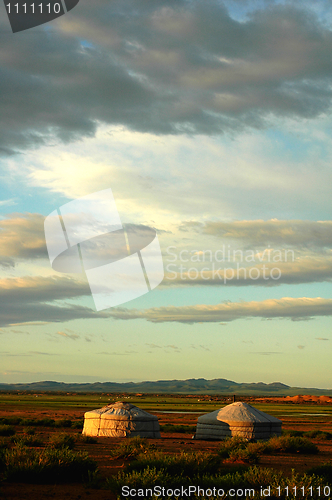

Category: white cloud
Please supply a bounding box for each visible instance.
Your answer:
[0,198,16,207]
[9,121,332,224]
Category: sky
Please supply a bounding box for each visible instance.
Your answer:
[1,0,332,389]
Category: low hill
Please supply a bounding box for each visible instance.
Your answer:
[0,378,330,396]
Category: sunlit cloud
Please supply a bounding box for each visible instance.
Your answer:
[108,297,332,323]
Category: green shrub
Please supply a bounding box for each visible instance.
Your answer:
[280,471,330,499]
[106,449,330,500]
[0,417,22,426]
[242,467,328,499]
[126,450,221,477]
[80,435,98,444]
[0,438,9,451]
[228,446,260,464]
[217,437,249,458]
[38,418,55,427]
[283,429,305,437]
[307,463,332,484]
[107,466,173,492]
[283,429,332,441]
[48,432,75,450]
[246,441,272,455]
[13,435,43,447]
[0,425,15,437]
[306,430,332,441]
[23,427,35,435]
[110,437,155,459]
[54,419,72,428]
[85,469,104,489]
[267,435,318,454]
[4,445,97,483]
[72,419,84,430]
[20,418,38,427]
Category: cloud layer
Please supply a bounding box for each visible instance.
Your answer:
[108,297,332,323]
[1,1,332,152]
[199,220,332,247]
[0,275,106,327]
[0,213,46,267]
[163,258,332,287]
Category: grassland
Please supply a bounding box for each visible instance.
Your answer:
[0,392,331,499]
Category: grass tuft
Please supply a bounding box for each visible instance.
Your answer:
[307,462,332,484]
[109,437,156,459]
[54,418,72,428]
[12,435,43,447]
[4,445,97,483]
[267,435,318,454]
[0,425,15,437]
[80,435,98,444]
[48,432,76,450]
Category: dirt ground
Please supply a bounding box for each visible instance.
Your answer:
[1,399,332,500]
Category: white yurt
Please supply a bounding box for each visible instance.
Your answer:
[195,402,282,441]
[82,401,161,438]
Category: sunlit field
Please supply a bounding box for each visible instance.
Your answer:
[0,392,332,499]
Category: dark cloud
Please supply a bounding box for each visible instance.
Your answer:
[1,1,332,151]
[0,275,109,327]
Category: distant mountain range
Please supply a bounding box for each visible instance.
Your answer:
[0,378,330,396]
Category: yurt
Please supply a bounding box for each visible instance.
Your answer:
[195,402,282,441]
[82,401,161,438]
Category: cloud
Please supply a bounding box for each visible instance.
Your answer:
[0,213,47,264]
[0,275,110,327]
[145,343,162,349]
[164,257,332,287]
[0,275,89,303]
[190,344,212,350]
[188,219,332,248]
[57,331,80,341]
[96,351,136,356]
[1,2,332,152]
[29,351,59,356]
[108,297,332,324]
[251,352,283,356]
[146,343,180,352]
[0,198,16,207]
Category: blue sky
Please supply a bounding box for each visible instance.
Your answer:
[1,0,332,388]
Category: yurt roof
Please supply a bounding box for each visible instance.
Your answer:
[198,402,281,425]
[84,401,158,421]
